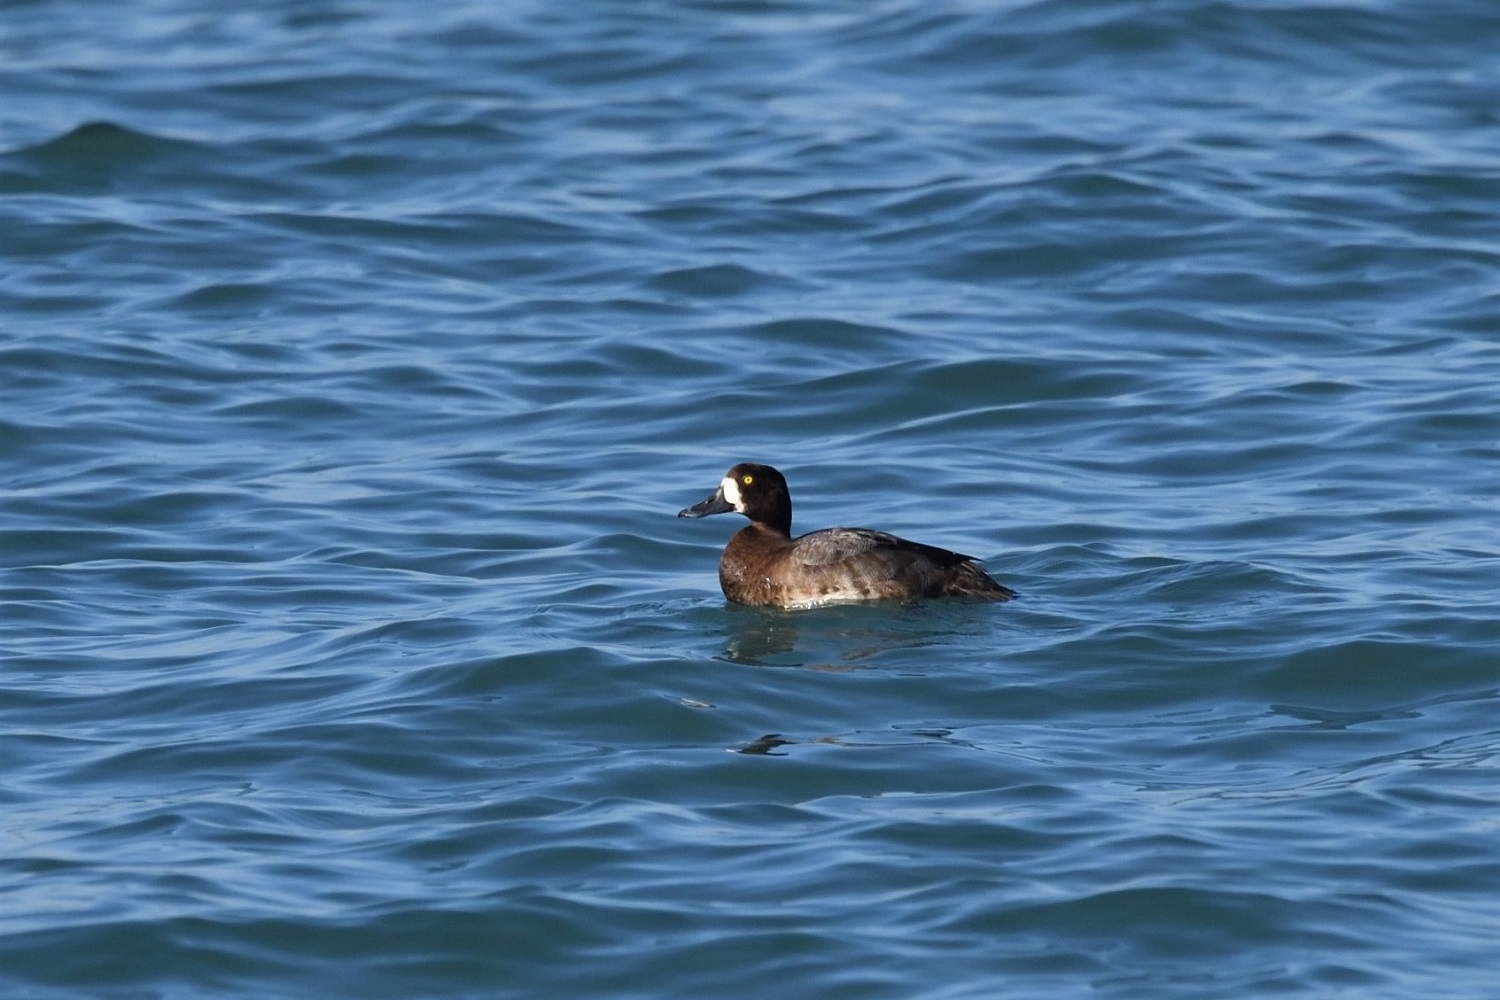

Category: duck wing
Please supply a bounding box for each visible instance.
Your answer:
[791,527,980,568]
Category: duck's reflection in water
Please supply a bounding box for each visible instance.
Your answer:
[708,601,1005,754]
[715,600,995,670]
[716,604,889,670]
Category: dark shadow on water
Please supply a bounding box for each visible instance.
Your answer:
[734,733,794,755]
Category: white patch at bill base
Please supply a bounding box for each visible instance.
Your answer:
[720,476,742,508]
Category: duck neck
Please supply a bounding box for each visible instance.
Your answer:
[760,508,791,538]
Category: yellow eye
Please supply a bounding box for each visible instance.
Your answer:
[742,474,754,485]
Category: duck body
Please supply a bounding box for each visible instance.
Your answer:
[679,463,1014,609]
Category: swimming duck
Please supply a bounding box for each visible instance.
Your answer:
[678,463,1014,608]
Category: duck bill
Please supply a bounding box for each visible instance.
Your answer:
[678,489,734,518]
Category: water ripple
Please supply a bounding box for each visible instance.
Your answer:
[5,0,1500,997]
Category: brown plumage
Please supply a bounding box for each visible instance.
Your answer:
[678,463,1015,609]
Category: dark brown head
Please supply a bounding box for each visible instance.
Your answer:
[678,462,792,536]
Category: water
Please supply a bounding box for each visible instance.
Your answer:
[3,1,1499,997]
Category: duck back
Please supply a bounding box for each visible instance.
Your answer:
[719,524,1014,608]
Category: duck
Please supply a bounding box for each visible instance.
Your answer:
[678,463,1015,608]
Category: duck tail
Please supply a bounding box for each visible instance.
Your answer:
[944,561,1016,602]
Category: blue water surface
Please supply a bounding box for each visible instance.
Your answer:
[3,1,1500,997]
